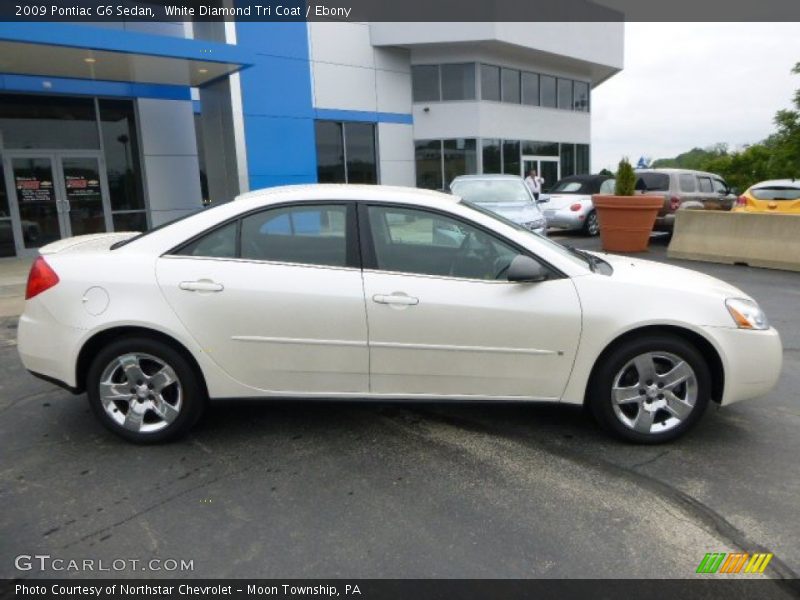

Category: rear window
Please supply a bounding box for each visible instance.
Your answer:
[550,179,596,194]
[636,173,670,192]
[751,186,800,201]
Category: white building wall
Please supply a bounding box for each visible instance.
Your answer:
[412,102,590,144]
[307,22,415,186]
[136,98,203,226]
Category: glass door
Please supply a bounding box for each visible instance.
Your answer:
[4,151,111,254]
[60,155,110,237]
[522,156,560,193]
[8,154,63,250]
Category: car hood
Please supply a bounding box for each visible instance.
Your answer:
[473,201,544,224]
[546,193,593,210]
[589,252,748,299]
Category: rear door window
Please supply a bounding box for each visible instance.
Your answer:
[679,174,696,192]
[241,205,348,267]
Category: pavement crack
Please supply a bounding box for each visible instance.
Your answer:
[629,449,671,469]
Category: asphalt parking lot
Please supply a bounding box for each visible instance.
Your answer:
[1,235,798,587]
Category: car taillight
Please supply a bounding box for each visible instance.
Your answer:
[25,256,60,300]
[736,195,747,207]
[570,203,582,212]
[669,196,681,211]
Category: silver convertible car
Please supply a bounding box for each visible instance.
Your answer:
[450,174,547,236]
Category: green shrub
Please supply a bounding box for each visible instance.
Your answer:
[615,157,636,196]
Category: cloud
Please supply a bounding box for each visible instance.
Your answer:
[591,22,800,172]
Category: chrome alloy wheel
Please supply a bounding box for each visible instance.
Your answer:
[610,351,698,435]
[98,353,183,434]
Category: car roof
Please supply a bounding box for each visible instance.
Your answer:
[751,179,800,189]
[236,184,460,207]
[636,168,720,178]
[451,174,524,182]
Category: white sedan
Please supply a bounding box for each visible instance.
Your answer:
[18,185,782,444]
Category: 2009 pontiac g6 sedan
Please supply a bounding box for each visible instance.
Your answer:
[18,185,782,444]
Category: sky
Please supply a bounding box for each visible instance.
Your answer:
[591,22,800,172]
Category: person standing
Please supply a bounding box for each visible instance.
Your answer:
[525,169,544,201]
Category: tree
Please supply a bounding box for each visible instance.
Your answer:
[615,157,636,196]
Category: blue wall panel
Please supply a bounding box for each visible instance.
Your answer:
[236,23,317,189]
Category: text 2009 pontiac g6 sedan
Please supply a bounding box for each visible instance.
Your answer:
[18,185,782,444]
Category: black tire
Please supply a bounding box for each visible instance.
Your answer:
[588,334,710,444]
[583,210,600,237]
[86,336,206,444]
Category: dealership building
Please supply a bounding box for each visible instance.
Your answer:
[0,19,623,257]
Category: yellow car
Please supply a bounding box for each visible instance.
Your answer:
[734,179,800,213]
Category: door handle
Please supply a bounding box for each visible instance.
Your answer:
[373,293,419,306]
[179,280,224,293]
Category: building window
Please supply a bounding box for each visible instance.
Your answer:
[415,140,443,190]
[540,75,557,108]
[315,121,377,184]
[416,138,478,190]
[522,141,559,156]
[441,64,476,101]
[0,159,12,257]
[560,143,575,177]
[411,65,440,102]
[443,139,478,184]
[412,64,476,102]
[502,140,521,175]
[501,68,521,104]
[480,65,501,102]
[557,79,573,110]
[576,144,590,174]
[0,94,99,149]
[98,99,147,229]
[481,139,502,173]
[344,122,377,184]
[573,81,590,112]
[521,72,540,106]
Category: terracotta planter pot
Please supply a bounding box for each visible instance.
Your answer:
[592,195,664,252]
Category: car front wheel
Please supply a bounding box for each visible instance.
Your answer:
[87,337,205,443]
[589,334,710,443]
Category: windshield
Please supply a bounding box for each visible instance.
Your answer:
[451,179,533,204]
[751,186,800,201]
[460,200,591,270]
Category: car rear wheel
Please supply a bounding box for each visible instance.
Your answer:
[87,337,205,443]
[584,210,600,236]
[589,334,710,443]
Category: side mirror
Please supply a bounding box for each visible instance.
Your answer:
[536,195,550,203]
[507,255,548,283]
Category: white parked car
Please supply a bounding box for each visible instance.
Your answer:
[543,174,615,236]
[18,185,782,444]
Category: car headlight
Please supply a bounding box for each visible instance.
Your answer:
[725,298,769,330]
